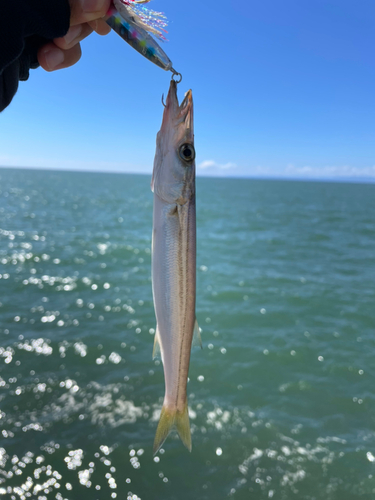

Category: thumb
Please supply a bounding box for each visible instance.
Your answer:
[69,0,112,26]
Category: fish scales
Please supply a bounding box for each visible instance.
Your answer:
[151,79,200,454]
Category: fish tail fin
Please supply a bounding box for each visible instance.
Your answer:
[153,402,192,455]
[175,402,192,452]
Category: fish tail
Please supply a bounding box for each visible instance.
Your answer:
[175,402,192,452]
[153,402,192,455]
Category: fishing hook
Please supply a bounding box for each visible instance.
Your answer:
[162,69,182,107]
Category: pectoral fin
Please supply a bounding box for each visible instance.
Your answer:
[192,318,202,349]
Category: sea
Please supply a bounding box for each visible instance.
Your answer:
[0,167,374,500]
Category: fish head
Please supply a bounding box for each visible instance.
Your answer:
[151,80,195,205]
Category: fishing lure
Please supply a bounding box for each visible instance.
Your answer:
[106,0,180,78]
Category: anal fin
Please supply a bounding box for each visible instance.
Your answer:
[192,317,202,349]
[152,325,162,360]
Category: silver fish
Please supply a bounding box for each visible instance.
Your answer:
[151,79,201,454]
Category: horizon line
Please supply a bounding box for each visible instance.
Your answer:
[1,164,374,186]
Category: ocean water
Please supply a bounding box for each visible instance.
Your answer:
[0,167,374,500]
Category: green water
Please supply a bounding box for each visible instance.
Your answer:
[0,168,374,500]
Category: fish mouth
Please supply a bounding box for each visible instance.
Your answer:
[180,89,192,110]
[162,81,193,132]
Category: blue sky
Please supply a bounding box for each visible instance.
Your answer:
[0,0,374,180]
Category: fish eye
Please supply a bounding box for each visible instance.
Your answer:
[179,143,195,163]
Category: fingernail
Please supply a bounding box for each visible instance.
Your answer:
[44,48,64,70]
[81,0,105,13]
[64,25,82,45]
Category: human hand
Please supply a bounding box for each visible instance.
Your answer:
[38,0,112,72]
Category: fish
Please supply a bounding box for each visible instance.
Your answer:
[151,79,201,455]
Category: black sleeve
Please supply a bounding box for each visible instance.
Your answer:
[0,0,70,112]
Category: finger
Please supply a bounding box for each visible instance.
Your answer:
[38,43,82,72]
[69,0,111,26]
[88,18,112,36]
[53,23,93,50]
